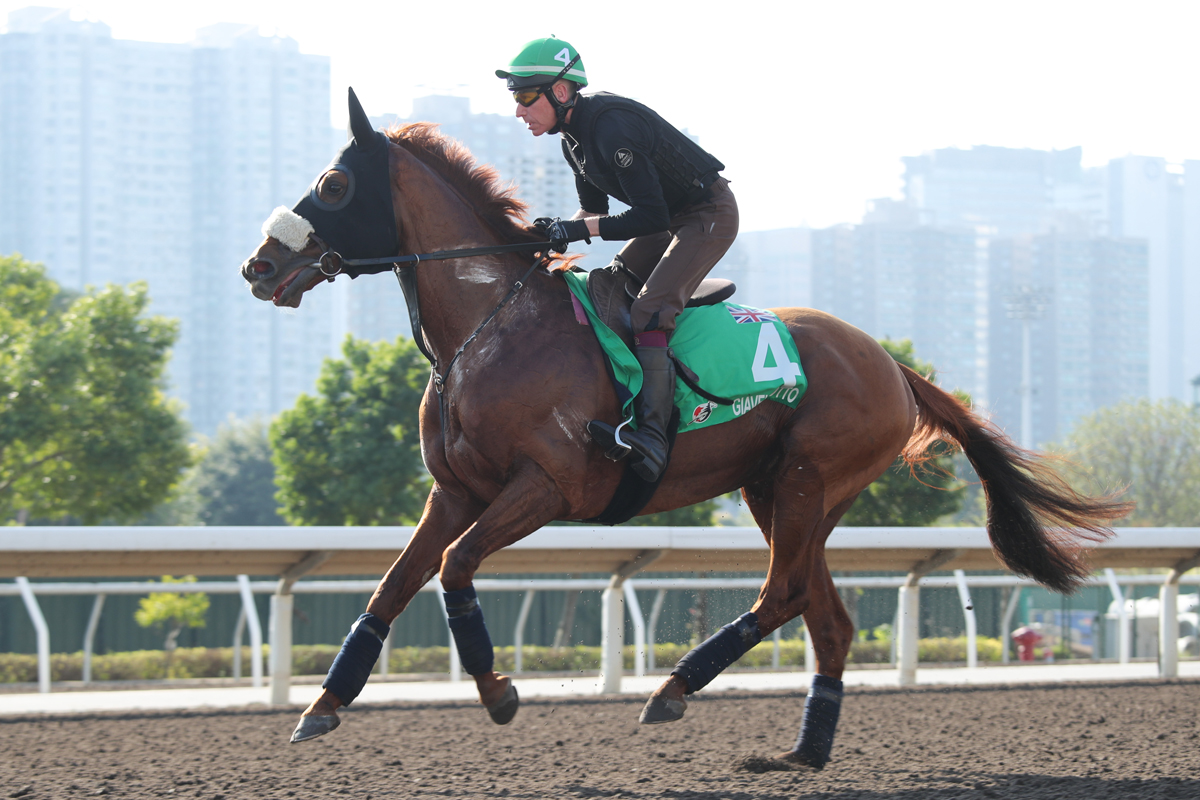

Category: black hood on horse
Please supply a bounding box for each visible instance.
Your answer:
[292,88,398,272]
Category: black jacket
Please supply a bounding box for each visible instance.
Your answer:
[560,93,724,241]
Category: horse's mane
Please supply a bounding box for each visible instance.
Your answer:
[384,122,544,248]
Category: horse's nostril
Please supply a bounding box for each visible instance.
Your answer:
[251,260,274,277]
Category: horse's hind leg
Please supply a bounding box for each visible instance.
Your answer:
[638,483,830,725]
[290,485,485,743]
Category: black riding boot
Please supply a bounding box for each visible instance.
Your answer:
[623,345,676,482]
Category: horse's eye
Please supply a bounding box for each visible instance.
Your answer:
[318,172,347,202]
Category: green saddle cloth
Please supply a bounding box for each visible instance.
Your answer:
[561,271,808,433]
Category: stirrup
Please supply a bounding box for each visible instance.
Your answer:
[587,416,634,461]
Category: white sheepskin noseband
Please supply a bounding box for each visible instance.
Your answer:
[262,206,315,252]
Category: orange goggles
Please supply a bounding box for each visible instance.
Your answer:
[513,86,550,107]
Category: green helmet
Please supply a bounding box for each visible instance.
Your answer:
[496,36,588,90]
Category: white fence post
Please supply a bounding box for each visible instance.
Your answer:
[82,593,106,684]
[1159,553,1200,678]
[897,583,920,685]
[600,579,625,693]
[804,622,816,674]
[16,577,50,693]
[269,593,294,704]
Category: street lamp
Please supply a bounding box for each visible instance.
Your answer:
[1005,286,1049,450]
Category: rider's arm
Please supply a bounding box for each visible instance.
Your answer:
[573,175,610,216]
[593,111,670,241]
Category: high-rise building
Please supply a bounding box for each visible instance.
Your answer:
[902,145,1087,236]
[1106,155,1188,401]
[710,227,812,312]
[187,23,335,434]
[987,234,1148,445]
[811,213,984,401]
[0,10,336,435]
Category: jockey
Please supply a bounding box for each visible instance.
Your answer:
[498,36,739,482]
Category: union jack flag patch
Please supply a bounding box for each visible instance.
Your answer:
[728,306,779,324]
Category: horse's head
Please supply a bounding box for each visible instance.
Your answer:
[240,88,398,307]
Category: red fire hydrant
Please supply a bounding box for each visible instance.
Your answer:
[1012,626,1042,661]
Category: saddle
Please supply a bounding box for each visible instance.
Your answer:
[585,256,736,351]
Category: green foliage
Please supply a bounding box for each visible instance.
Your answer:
[134,576,210,663]
[1054,398,1199,526]
[271,336,430,525]
[0,255,192,523]
[0,634,1019,684]
[841,338,966,526]
[190,418,284,525]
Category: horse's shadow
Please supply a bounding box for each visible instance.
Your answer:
[562,773,1200,799]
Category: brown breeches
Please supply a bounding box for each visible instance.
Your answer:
[616,178,739,335]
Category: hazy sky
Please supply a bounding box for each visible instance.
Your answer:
[4,0,1197,230]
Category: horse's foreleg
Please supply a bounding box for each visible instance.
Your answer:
[437,462,567,724]
[290,485,484,743]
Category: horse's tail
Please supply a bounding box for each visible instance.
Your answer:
[896,363,1132,593]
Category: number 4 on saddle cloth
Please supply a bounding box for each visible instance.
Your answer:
[560,269,808,437]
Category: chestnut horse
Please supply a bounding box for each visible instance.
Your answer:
[240,91,1127,767]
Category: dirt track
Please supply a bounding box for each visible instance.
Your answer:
[3,680,1198,799]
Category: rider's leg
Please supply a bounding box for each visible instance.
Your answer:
[620,180,739,481]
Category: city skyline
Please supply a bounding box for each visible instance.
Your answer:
[3,6,1197,445]
[0,1,1196,231]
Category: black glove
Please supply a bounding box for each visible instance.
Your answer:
[533,216,592,253]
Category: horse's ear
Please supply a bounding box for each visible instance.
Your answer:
[347,87,375,148]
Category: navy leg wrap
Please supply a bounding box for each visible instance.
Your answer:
[444,585,495,676]
[671,612,762,694]
[792,674,844,768]
[322,613,390,707]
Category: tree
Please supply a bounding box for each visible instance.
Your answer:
[840,339,966,526]
[0,255,192,523]
[135,575,209,674]
[191,418,284,525]
[1054,399,1199,526]
[271,336,431,525]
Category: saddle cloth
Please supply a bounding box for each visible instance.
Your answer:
[561,270,808,433]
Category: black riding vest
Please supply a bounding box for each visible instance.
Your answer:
[561,93,725,218]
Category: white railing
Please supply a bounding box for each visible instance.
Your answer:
[4,571,1199,696]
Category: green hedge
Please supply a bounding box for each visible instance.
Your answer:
[0,636,1005,684]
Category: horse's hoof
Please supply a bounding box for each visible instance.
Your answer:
[638,693,687,724]
[774,750,825,770]
[289,714,340,743]
[486,681,519,725]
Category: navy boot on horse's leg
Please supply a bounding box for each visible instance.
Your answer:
[641,612,762,724]
[291,613,390,743]
[445,585,519,724]
[779,674,844,769]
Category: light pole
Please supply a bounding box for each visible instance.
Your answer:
[1005,287,1048,450]
[1191,374,1200,411]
